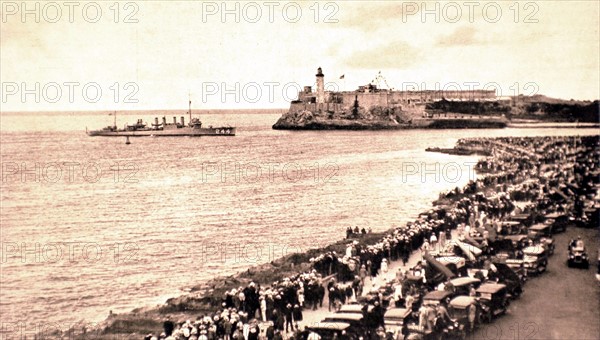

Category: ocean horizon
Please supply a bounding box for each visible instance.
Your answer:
[0,108,288,116]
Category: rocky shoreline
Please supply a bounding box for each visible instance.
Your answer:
[272,97,599,131]
[61,135,598,339]
[271,117,508,130]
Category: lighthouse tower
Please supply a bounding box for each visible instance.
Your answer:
[316,67,325,106]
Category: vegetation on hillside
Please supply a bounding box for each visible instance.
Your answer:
[426,97,599,122]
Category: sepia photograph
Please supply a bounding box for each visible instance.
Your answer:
[1,1,599,339]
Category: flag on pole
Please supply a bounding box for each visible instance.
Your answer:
[339,74,345,79]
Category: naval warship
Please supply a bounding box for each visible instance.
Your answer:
[87,101,236,137]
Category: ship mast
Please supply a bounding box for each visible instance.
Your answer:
[188,92,192,123]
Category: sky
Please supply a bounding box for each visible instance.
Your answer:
[1,0,599,111]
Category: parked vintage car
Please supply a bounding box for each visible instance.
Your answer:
[321,313,365,331]
[337,304,372,314]
[448,296,480,333]
[391,316,462,340]
[499,220,526,235]
[491,262,525,298]
[362,283,394,308]
[504,234,530,250]
[476,283,509,323]
[448,277,481,297]
[528,224,555,255]
[422,290,453,307]
[467,263,524,300]
[508,213,534,228]
[434,255,467,276]
[582,207,599,228]
[383,307,414,336]
[507,246,548,275]
[499,260,527,284]
[543,212,571,233]
[306,322,360,339]
[573,202,599,228]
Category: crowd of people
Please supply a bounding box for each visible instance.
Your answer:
[145,273,319,340]
[142,135,598,340]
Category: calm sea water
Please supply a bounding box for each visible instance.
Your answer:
[0,112,597,327]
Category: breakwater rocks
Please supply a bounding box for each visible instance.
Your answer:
[425,147,491,156]
[272,116,404,130]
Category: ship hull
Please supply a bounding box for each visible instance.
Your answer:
[87,127,236,137]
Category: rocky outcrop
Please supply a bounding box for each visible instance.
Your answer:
[272,106,416,130]
[272,108,508,130]
[272,115,406,130]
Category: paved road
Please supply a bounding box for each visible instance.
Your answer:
[469,226,599,340]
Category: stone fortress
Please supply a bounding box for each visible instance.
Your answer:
[290,67,496,117]
[273,67,506,129]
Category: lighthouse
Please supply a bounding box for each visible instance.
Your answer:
[316,67,325,107]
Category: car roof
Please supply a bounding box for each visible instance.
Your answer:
[501,221,520,225]
[323,313,363,321]
[450,296,477,308]
[338,304,370,313]
[504,235,528,241]
[385,308,411,318]
[450,277,481,286]
[523,246,545,255]
[436,256,465,265]
[545,213,561,218]
[529,224,549,231]
[424,290,453,300]
[476,283,507,294]
[307,322,350,331]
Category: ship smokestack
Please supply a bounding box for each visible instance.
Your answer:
[181,116,185,126]
[154,117,158,126]
[162,117,167,125]
[173,117,177,124]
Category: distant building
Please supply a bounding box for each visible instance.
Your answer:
[290,67,496,115]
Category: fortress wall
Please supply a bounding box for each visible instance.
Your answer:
[340,92,390,110]
[297,92,316,102]
[289,102,345,113]
[290,88,496,113]
[289,68,496,114]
